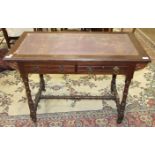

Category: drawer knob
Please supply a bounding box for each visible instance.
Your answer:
[87,66,93,73]
[113,66,120,74]
[87,66,97,80]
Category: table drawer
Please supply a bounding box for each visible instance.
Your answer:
[77,66,127,74]
[23,64,128,74]
[24,65,75,74]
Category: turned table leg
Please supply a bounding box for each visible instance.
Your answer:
[111,74,121,119]
[117,76,132,124]
[39,74,45,91]
[111,74,117,94]
[20,73,37,122]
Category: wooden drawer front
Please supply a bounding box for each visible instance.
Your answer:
[77,66,127,74]
[23,64,128,74]
[24,65,75,74]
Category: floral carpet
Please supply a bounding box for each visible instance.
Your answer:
[0,30,155,127]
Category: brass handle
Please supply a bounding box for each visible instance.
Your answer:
[87,66,97,80]
[87,66,93,74]
[32,66,40,72]
[113,66,120,74]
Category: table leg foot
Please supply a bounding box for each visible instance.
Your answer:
[117,105,125,124]
[117,115,124,124]
[30,112,37,123]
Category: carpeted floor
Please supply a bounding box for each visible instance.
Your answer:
[0,30,155,127]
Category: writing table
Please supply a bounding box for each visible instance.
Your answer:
[4,32,151,124]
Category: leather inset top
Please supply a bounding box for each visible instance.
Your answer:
[15,33,138,56]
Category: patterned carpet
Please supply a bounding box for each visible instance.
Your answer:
[0,30,155,127]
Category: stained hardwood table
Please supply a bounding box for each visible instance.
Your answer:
[4,32,151,124]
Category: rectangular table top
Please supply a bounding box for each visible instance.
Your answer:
[5,32,151,63]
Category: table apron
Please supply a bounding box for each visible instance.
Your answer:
[20,64,133,75]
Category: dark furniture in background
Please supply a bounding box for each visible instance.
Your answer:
[60,28,135,32]
[4,31,150,124]
[0,29,4,45]
[61,28,113,32]
[0,48,11,71]
[2,28,19,48]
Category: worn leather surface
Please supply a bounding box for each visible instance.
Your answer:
[15,33,138,56]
